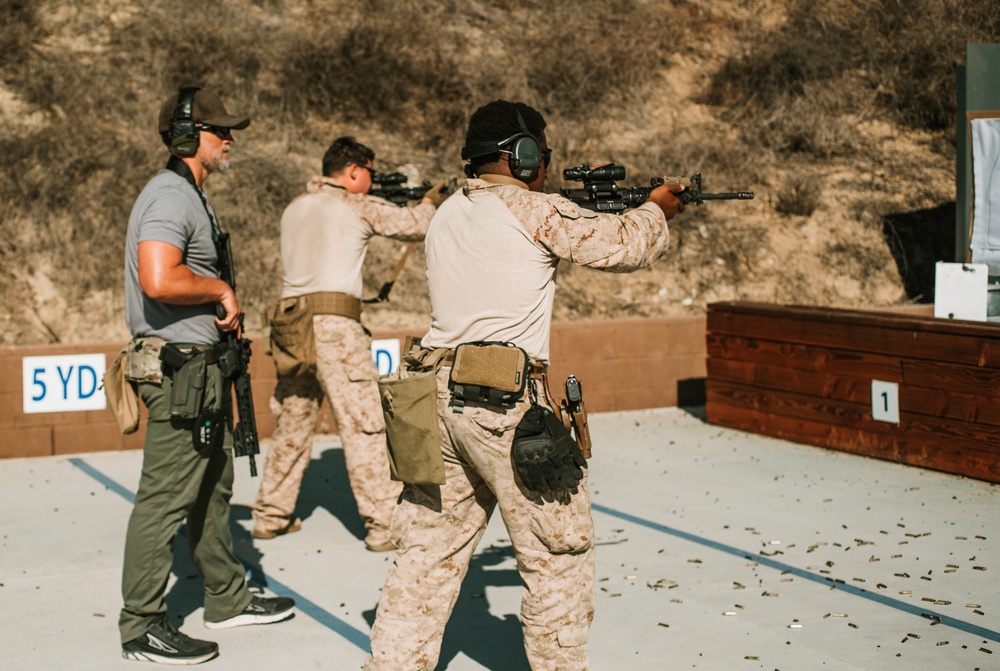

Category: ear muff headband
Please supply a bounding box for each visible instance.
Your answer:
[461,111,542,182]
[169,86,201,157]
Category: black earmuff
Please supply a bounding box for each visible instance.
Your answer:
[461,111,542,182]
[169,86,200,158]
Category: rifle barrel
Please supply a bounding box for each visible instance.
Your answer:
[699,191,755,200]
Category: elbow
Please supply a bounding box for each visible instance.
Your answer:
[139,275,172,302]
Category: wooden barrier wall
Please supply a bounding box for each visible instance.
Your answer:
[0,316,707,459]
[705,301,1000,483]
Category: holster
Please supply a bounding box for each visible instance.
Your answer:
[160,343,212,420]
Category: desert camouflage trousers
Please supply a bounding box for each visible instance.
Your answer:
[252,315,401,543]
[365,368,596,671]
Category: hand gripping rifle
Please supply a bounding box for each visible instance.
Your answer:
[559,163,754,214]
[213,230,260,477]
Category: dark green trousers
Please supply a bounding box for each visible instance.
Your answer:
[119,364,251,643]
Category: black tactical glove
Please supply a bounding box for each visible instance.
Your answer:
[511,404,587,494]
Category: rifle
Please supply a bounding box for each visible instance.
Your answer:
[561,375,592,459]
[364,174,457,303]
[363,172,425,304]
[560,163,754,214]
[213,230,260,477]
[369,172,430,206]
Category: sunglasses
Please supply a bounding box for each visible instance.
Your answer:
[198,124,233,140]
[541,147,552,169]
[356,164,376,177]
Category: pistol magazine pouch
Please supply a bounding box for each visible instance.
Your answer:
[448,341,530,410]
[377,340,448,485]
[264,296,316,378]
[104,347,140,435]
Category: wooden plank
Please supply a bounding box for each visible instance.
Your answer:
[902,385,1000,427]
[708,309,1000,368]
[706,401,1000,483]
[708,358,1000,426]
[707,335,903,381]
[708,301,1000,339]
[708,358,876,404]
[706,381,1000,457]
[902,359,1000,396]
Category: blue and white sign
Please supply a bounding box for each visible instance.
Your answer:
[23,354,107,414]
[371,338,401,376]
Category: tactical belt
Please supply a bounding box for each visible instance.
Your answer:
[304,291,362,322]
[171,343,221,365]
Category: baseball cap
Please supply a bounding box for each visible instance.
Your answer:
[157,88,251,133]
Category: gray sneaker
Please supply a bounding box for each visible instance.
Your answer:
[204,595,295,629]
[122,616,218,665]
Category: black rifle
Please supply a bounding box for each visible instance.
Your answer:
[370,172,430,206]
[560,163,754,214]
[213,230,260,477]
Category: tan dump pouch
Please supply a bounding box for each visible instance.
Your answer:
[378,366,445,485]
[264,296,316,378]
[103,347,140,435]
[377,339,449,485]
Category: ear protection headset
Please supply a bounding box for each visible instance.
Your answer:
[461,111,542,182]
[169,86,201,157]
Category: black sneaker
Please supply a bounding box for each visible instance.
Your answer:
[204,595,295,629]
[122,616,219,665]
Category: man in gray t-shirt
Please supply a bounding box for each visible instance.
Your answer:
[119,87,295,667]
[124,169,224,343]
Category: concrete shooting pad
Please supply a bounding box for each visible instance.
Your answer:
[2,406,997,670]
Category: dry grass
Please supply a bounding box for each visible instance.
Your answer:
[0,0,979,343]
[704,0,1000,156]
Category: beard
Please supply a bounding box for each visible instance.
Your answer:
[200,146,230,174]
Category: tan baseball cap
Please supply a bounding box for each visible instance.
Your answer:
[157,88,251,133]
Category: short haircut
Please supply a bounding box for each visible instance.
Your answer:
[464,100,546,174]
[322,137,375,177]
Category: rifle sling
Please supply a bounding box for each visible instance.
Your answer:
[165,156,226,254]
[363,243,415,303]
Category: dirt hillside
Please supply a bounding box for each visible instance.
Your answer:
[0,1,971,345]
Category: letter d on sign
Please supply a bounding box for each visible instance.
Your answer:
[370,339,401,376]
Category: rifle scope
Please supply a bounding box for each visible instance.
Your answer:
[372,171,408,186]
[563,164,627,183]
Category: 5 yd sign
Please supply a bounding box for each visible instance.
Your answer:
[23,354,107,414]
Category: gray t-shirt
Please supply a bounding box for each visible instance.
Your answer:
[124,169,221,344]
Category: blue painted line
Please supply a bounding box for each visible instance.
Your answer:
[68,458,136,503]
[69,457,371,652]
[592,502,1000,644]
